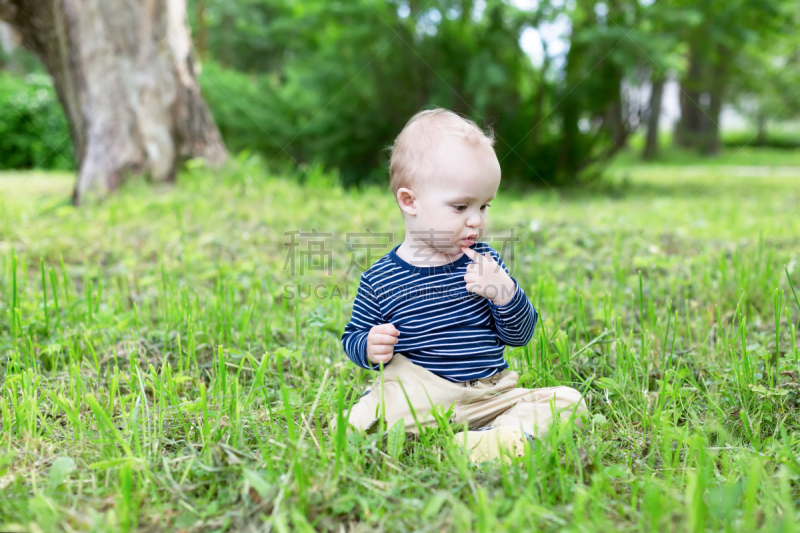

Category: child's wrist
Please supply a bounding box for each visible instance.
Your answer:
[490,282,517,307]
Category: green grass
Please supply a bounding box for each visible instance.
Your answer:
[1,154,800,532]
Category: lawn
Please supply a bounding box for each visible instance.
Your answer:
[2,149,800,532]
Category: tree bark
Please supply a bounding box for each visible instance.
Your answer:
[605,86,627,151]
[557,31,585,183]
[0,0,226,205]
[530,53,550,148]
[756,111,767,146]
[676,47,706,149]
[0,20,15,55]
[675,40,729,155]
[701,45,729,156]
[643,75,665,160]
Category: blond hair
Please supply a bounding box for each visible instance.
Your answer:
[389,108,495,196]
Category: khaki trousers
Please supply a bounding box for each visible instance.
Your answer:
[342,354,588,437]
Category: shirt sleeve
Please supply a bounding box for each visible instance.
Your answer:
[341,274,384,370]
[483,246,538,347]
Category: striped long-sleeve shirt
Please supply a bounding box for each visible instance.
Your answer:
[341,241,538,382]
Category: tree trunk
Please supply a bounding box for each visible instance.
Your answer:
[702,46,729,156]
[558,34,585,182]
[643,75,665,160]
[676,48,706,149]
[756,111,767,146]
[0,20,16,55]
[530,55,549,148]
[605,85,627,151]
[0,0,226,205]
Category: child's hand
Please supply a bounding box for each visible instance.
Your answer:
[461,246,517,306]
[367,323,400,365]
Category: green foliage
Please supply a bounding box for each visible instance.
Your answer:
[198,61,287,159]
[0,0,796,180]
[0,72,73,171]
[196,0,650,188]
[727,9,800,138]
[2,156,800,529]
[670,0,797,152]
[196,0,800,186]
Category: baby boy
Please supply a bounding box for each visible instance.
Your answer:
[340,109,587,462]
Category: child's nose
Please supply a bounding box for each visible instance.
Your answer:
[466,213,482,227]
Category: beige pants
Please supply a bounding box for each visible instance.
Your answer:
[341,354,588,437]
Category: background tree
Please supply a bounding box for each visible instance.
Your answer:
[554,0,649,177]
[728,32,800,146]
[0,0,227,204]
[636,1,694,160]
[674,0,792,155]
[196,0,654,188]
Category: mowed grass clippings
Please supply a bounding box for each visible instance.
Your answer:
[1,152,800,532]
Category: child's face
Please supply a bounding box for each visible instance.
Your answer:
[397,136,501,259]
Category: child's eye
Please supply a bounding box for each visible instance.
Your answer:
[480,204,491,211]
[453,205,467,212]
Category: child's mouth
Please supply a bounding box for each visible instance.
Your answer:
[463,236,475,246]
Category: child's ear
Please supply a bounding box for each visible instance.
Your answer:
[396,187,417,216]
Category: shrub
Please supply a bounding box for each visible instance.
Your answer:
[722,129,800,150]
[0,71,74,171]
[199,61,292,160]
[196,1,637,189]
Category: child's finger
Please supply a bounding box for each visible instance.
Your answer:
[371,353,393,364]
[461,246,484,262]
[370,344,393,356]
[375,323,400,336]
[372,334,399,345]
[465,282,482,294]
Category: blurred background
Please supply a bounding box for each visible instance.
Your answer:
[1,0,799,190]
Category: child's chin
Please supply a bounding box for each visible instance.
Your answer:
[434,245,461,256]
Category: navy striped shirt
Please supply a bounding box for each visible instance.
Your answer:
[341,241,538,382]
